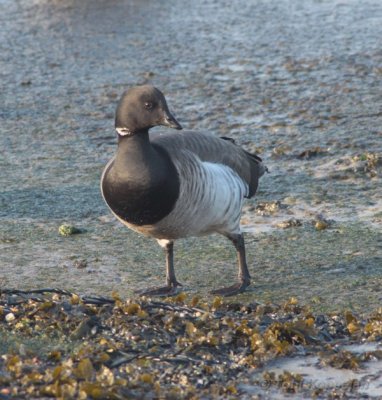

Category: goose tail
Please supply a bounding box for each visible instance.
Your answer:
[245,150,269,177]
[220,136,268,198]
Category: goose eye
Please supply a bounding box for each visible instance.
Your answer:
[144,102,153,110]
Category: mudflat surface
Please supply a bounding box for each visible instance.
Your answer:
[1,0,382,311]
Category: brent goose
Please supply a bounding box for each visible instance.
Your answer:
[101,85,267,296]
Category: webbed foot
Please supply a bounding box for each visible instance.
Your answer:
[135,282,182,297]
[210,279,250,297]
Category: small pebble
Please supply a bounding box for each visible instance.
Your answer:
[277,218,302,229]
[315,220,328,230]
[5,313,16,322]
[74,259,88,269]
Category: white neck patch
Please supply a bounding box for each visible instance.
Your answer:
[116,127,132,136]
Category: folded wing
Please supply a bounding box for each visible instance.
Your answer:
[152,130,266,198]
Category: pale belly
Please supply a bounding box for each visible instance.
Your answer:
[117,162,249,240]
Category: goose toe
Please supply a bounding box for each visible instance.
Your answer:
[135,283,182,297]
[210,280,250,297]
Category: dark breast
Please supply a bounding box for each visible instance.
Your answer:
[101,146,180,226]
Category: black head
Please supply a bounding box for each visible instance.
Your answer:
[115,85,182,136]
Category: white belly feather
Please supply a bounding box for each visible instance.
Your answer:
[134,152,249,240]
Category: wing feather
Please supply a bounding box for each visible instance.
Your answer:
[151,130,266,198]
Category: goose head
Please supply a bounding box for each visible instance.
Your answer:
[115,85,182,136]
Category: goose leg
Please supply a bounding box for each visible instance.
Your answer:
[211,233,251,296]
[137,240,182,296]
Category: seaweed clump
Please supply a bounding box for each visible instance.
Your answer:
[58,224,83,237]
[0,290,381,399]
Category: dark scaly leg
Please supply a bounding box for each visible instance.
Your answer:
[137,240,182,296]
[211,233,251,296]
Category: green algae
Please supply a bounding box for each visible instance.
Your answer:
[58,224,83,237]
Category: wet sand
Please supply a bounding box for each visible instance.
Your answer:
[1,0,382,310]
